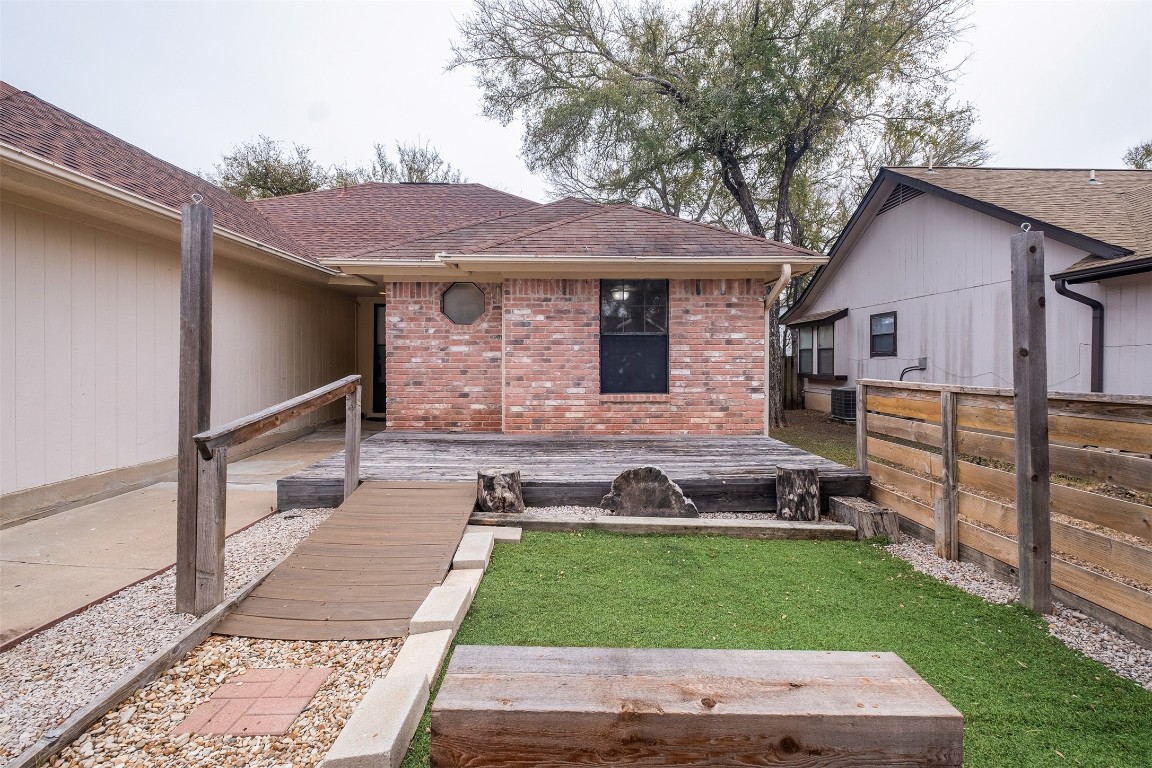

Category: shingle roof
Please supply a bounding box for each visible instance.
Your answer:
[352,197,603,259]
[888,167,1152,260]
[0,82,316,260]
[472,204,822,259]
[253,182,539,259]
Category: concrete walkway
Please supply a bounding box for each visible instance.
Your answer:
[0,423,379,647]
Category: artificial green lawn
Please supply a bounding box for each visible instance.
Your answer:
[403,532,1151,768]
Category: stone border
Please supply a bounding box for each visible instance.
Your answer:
[470,514,856,540]
[317,527,518,768]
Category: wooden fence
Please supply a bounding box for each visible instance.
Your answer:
[856,379,1152,644]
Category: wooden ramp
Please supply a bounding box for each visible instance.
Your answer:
[215,481,475,641]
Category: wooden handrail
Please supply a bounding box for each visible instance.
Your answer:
[856,378,1152,406]
[193,375,361,459]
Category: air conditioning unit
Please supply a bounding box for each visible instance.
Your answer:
[830,386,856,423]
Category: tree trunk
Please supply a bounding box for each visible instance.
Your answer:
[475,469,525,514]
[776,464,820,521]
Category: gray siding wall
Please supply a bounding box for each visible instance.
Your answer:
[800,193,1150,407]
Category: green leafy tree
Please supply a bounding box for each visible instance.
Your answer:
[450,0,986,426]
[207,135,331,199]
[1123,139,1152,170]
[367,140,467,183]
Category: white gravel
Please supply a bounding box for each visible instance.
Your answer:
[886,537,1152,691]
[0,508,332,763]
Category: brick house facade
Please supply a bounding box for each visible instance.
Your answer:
[384,277,768,434]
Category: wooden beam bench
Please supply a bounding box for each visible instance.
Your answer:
[431,646,963,767]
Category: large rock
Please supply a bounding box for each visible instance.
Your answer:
[601,466,699,518]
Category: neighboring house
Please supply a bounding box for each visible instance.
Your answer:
[0,82,825,522]
[782,167,1152,413]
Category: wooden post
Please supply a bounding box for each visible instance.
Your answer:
[1011,229,1052,613]
[855,383,868,474]
[176,199,213,614]
[476,469,526,514]
[344,384,362,500]
[194,447,227,615]
[775,465,820,521]
[935,389,959,560]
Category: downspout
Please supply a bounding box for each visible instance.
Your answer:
[1054,278,1103,392]
[764,264,793,436]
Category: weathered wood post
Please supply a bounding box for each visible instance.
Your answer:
[934,388,959,560]
[855,382,869,474]
[775,464,820,520]
[1011,228,1052,613]
[344,383,362,500]
[176,196,213,614]
[194,446,227,614]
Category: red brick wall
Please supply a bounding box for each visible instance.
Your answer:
[384,281,502,431]
[502,278,765,434]
[383,278,766,434]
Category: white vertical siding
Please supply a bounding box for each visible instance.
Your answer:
[798,193,1151,398]
[0,199,355,496]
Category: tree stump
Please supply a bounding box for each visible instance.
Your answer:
[475,469,525,515]
[776,465,820,521]
[601,466,698,518]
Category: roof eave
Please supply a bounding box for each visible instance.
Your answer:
[1053,255,1152,284]
[0,143,336,277]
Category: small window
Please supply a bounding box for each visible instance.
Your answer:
[441,282,485,325]
[870,312,897,356]
[797,327,813,374]
[600,279,669,393]
[797,323,835,376]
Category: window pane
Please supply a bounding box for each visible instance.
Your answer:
[818,348,834,373]
[871,313,895,334]
[601,280,666,335]
[601,335,668,393]
[873,333,895,355]
[817,323,834,349]
[798,328,812,350]
[441,282,485,325]
[798,349,812,374]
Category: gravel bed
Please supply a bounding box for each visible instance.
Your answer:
[520,506,780,521]
[887,537,1152,691]
[0,508,333,763]
[46,635,398,768]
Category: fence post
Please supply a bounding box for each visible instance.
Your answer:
[855,383,868,474]
[176,198,213,614]
[1011,229,1053,614]
[193,446,227,616]
[935,389,959,560]
[344,384,362,500]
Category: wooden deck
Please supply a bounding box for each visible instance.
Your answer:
[278,432,870,513]
[215,481,474,641]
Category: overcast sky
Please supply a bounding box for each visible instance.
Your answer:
[1,0,1149,204]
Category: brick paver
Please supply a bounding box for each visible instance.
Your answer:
[175,667,333,736]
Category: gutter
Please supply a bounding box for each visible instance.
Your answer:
[1053,278,1103,392]
[0,143,336,276]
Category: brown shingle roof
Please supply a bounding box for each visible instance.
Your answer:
[466,204,821,259]
[0,82,316,260]
[889,167,1152,260]
[254,182,539,259]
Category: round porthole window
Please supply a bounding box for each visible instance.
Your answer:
[441,282,485,325]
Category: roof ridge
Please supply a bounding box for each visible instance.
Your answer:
[622,204,824,257]
[336,199,575,259]
[471,204,610,253]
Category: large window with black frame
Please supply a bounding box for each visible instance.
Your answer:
[599,279,669,394]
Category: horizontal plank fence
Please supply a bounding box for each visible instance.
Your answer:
[181,375,362,616]
[857,379,1152,646]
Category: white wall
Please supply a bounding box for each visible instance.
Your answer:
[799,193,1150,404]
[0,198,355,496]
